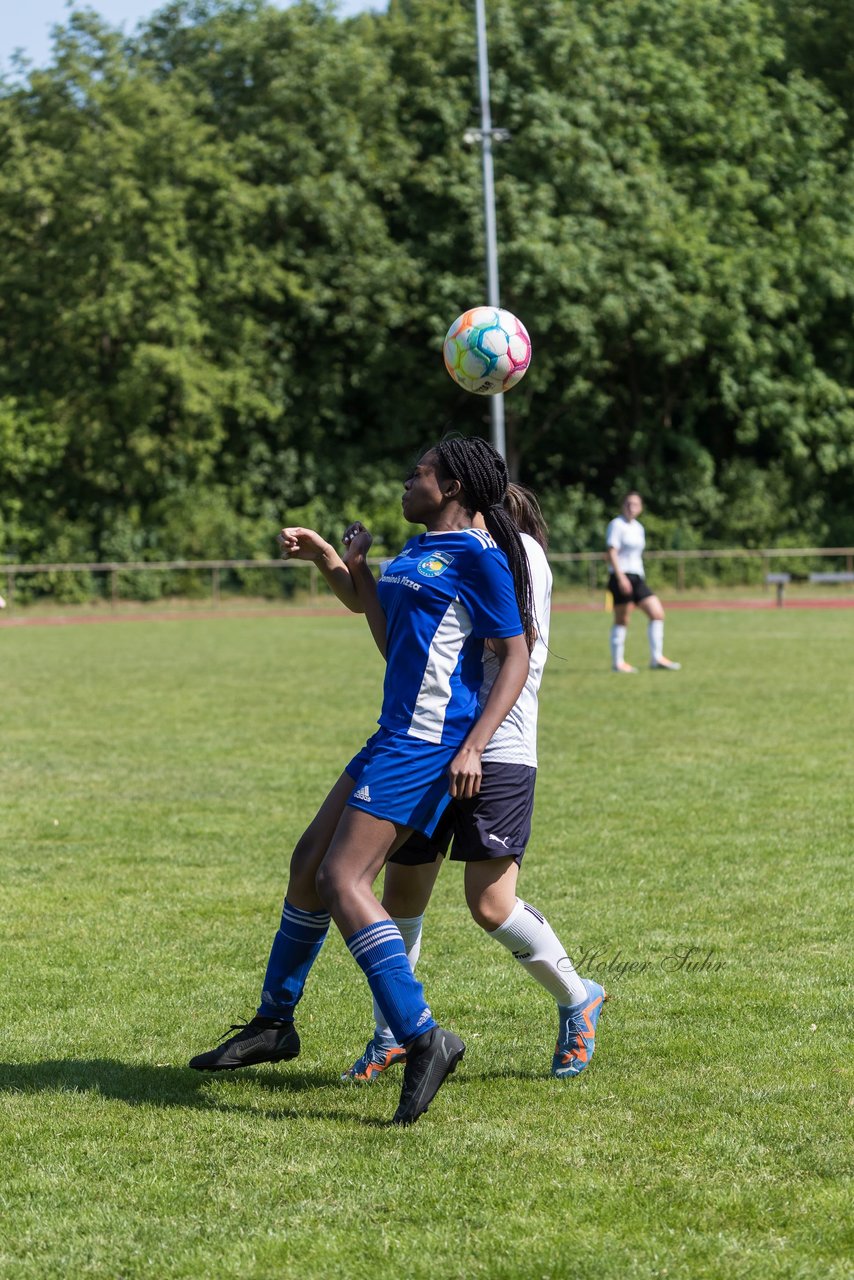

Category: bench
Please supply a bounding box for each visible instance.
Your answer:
[765,573,791,607]
[808,572,854,586]
[767,571,854,605]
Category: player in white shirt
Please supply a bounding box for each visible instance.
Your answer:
[606,491,680,673]
[342,484,607,1085]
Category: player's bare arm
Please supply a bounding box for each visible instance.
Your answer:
[277,525,365,613]
[606,544,630,595]
[343,521,387,657]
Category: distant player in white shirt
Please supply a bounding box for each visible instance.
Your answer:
[342,484,607,1085]
[606,491,680,673]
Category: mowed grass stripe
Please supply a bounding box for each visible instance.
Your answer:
[1,609,851,1279]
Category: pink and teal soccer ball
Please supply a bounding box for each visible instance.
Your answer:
[443,306,532,395]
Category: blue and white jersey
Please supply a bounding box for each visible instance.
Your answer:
[376,528,522,747]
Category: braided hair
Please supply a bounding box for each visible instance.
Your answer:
[432,435,536,651]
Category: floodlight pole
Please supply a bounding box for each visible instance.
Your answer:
[474,0,505,459]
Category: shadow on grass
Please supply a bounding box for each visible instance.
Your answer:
[467,1067,550,1083]
[0,1059,396,1127]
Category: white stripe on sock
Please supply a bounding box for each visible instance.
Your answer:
[373,914,424,1037]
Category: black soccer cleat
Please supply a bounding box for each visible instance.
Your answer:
[188,1016,300,1072]
[392,1025,465,1126]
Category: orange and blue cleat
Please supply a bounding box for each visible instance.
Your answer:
[341,1030,406,1084]
[552,979,608,1079]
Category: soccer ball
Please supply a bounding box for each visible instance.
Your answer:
[443,306,532,395]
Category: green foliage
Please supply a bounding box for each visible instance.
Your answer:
[0,0,852,570]
[539,483,607,552]
[774,0,854,129]
[16,528,97,604]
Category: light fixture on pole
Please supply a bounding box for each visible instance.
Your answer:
[464,0,511,459]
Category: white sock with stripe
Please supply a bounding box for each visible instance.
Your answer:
[648,618,664,663]
[610,624,627,668]
[489,898,587,1006]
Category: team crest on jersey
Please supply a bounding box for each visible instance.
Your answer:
[416,551,454,578]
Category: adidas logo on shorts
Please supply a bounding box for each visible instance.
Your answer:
[353,784,372,803]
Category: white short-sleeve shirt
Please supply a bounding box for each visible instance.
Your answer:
[606,516,645,576]
[479,533,552,767]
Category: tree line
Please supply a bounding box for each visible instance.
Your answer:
[1,0,852,584]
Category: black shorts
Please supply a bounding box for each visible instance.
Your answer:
[608,572,654,606]
[389,761,537,868]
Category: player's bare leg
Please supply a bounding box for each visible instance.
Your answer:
[188,772,355,1072]
[319,809,464,1124]
[341,857,443,1084]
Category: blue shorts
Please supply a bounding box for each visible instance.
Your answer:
[345,727,457,837]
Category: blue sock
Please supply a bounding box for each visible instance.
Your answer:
[257,899,331,1020]
[346,920,436,1046]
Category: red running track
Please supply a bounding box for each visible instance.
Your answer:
[2,597,853,630]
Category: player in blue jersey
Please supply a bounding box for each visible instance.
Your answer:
[341,484,607,1086]
[188,436,535,1125]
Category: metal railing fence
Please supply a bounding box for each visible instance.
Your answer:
[2,547,853,610]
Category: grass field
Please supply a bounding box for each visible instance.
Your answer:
[2,607,851,1279]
